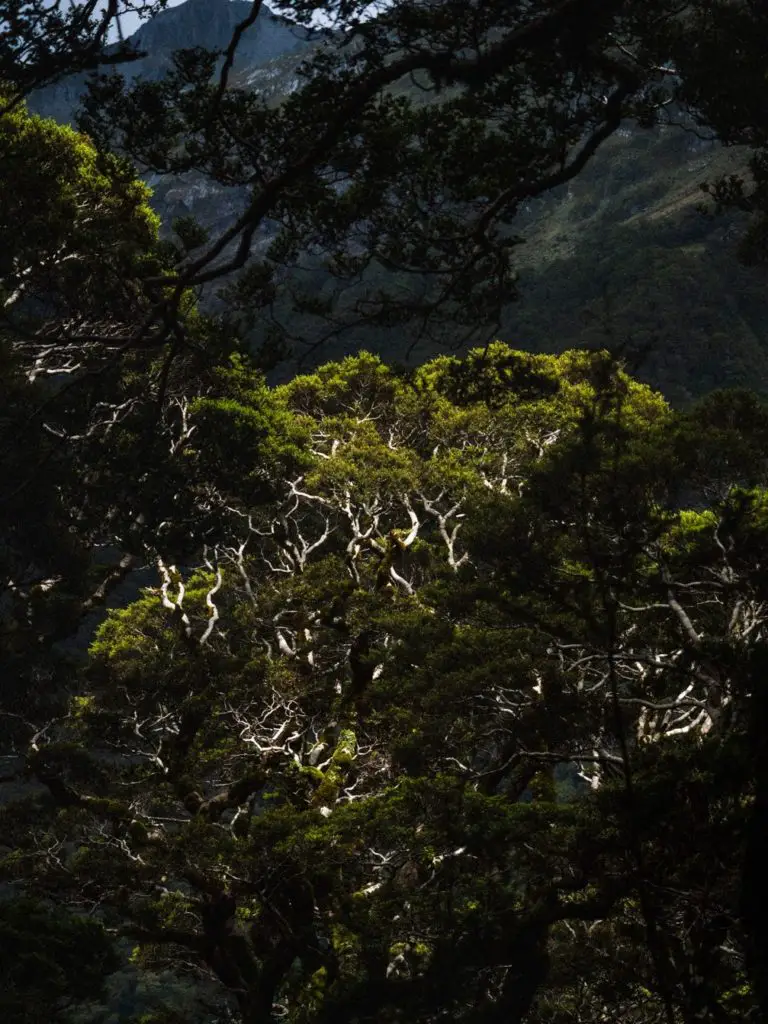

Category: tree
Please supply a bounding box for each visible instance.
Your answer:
[2,345,764,1022]
[0,92,162,340]
[464,381,768,1022]
[664,0,768,266]
[0,99,256,737]
[0,897,120,1022]
[0,97,156,729]
[6,2,768,360]
[0,0,168,110]
[60,0,727,358]
[3,3,768,1020]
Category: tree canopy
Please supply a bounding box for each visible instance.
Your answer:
[0,95,161,327]
[0,96,238,732]
[3,345,768,1021]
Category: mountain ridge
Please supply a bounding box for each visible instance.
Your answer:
[28,1,768,402]
[28,0,324,123]
[123,0,325,81]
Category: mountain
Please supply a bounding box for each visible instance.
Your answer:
[29,1,768,402]
[28,0,324,123]
[117,0,324,79]
[498,124,765,404]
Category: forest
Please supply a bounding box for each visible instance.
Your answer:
[2,2,768,1022]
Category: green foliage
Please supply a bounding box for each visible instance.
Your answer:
[4,342,765,1022]
[7,1,768,1018]
[0,897,119,1021]
[0,95,161,319]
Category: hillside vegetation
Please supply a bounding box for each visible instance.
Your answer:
[28,2,768,400]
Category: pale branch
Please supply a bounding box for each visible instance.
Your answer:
[665,586,702,646]
[419,492,468,570]
[199,555,223,646]
[223,691,306,759]
[400,495,421,547]
[80,552,139,613]
[169,397,197,455]
[158,557,194,641]
[286,476,333,507]
[223,539,259,608]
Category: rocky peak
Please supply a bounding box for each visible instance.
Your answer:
[28,0,323,123]
[124,0,322,80]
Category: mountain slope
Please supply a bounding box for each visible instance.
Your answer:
[28,0,323,123]
[120,0,322,80]
[499,122,764,404]
[29,0,768,402]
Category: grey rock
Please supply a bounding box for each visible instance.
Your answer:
[121,0,322,82]
[29,0,324,123]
